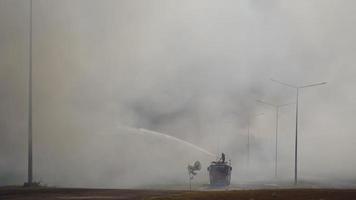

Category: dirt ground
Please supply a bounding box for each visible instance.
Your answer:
[1,187,356,200]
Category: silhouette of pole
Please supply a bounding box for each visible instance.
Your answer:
[256,100,294,178]
[295,88,299,185]
[275,107,279,177]
[27,0,33,185]
[247,120,250,165]
[247,113,264,166]
[271,79,326,185]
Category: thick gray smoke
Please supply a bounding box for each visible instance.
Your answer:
[1,0,356,188]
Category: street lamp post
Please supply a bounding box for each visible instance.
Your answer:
[27,0,33,186]
[247,113,264,165]
[271,79,327,185]
[256,100,294,178]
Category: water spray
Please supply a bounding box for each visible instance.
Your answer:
[117,126,215,157]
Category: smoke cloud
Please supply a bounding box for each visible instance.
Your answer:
[1,0,356,187]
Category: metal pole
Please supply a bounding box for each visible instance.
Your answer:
[189,178,191,191]
[256,100,292,179]
[294,88,299,185]
[246,113,263,166]
[28,0,33,185]
[270,79,326,185]
[275,107,279,178]
[247,120,250,165]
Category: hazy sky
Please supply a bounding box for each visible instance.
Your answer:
[1,0,356,187]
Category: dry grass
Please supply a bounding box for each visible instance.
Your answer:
[147,189,356,200]
[2,187,356,200]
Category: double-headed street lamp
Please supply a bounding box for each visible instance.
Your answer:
[256,100,294,178]
[271,79,327,185]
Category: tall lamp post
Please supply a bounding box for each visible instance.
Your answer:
[26,0,33,186]
[247,113,264,165]
[271,79,327,185]
[256,100,294,178]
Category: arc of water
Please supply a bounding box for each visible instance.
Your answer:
[118,126,215,157]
